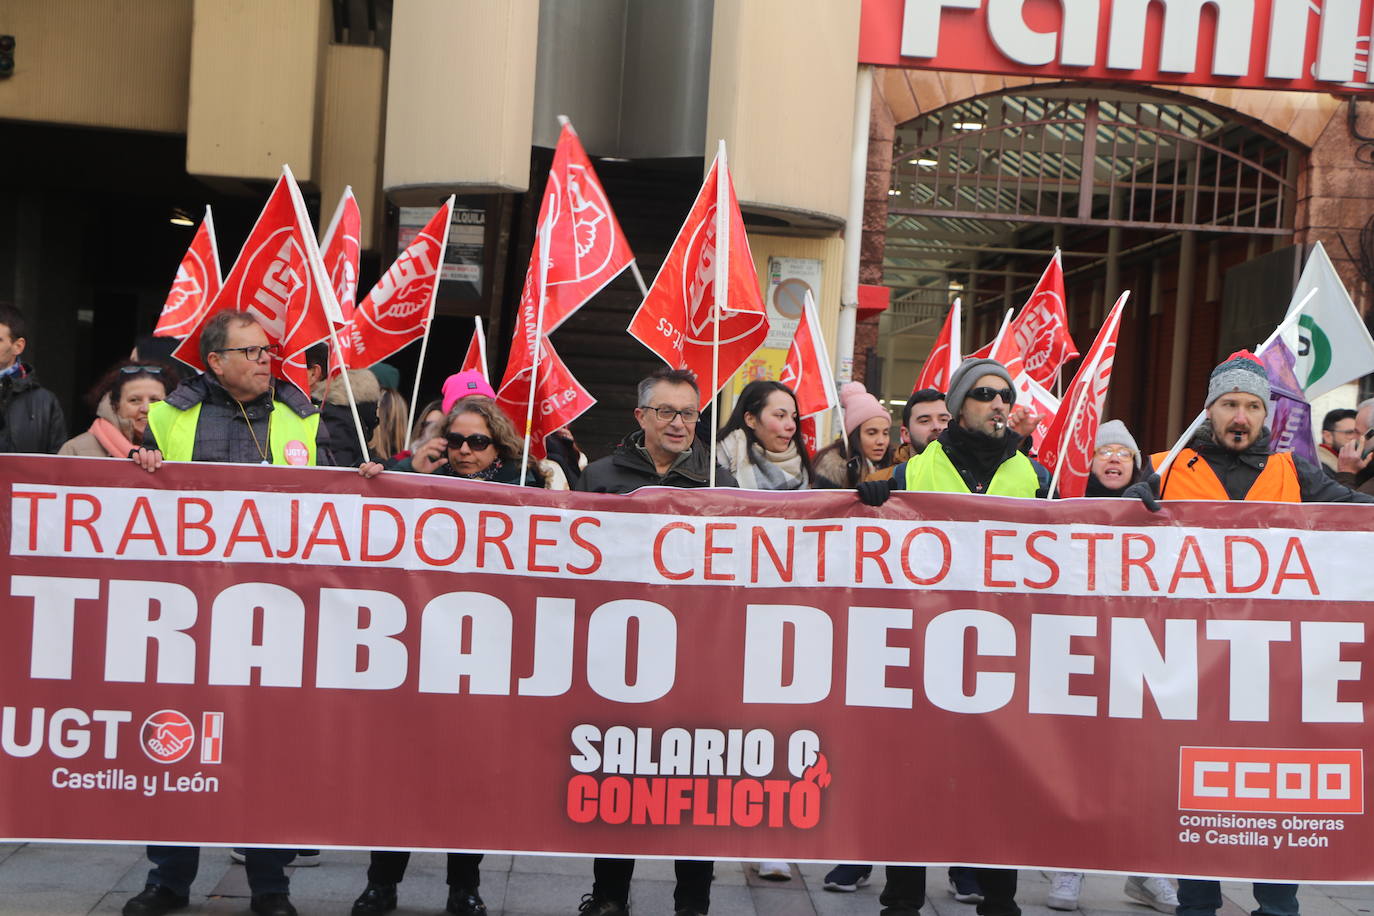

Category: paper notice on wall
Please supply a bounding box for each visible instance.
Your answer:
[765,256,822,349]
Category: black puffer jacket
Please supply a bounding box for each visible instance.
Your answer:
[576,430,739,493]
[0,363,67,454]
[144,373,333,466]
[1165,421,1374,503]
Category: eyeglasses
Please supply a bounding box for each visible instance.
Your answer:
[214,344,279,362]
[966,386,1013,403]
[445,432,494,452]
[641,405,700,424]
[120,365,164,375]
[1095,446,1134,460]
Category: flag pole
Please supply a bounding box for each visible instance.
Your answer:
[989,308,1014,356]
[949,298,962,382]
[709,141,727,488]
[474,315,489,380]
[1047,294,1127,497]
[1154,409,1207,480]
[403,197,456,439]
[521,216,552,484]
[325,320,371,461]
[1257,288,1318,353]
[629,262,651,298]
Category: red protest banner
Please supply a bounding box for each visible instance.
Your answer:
[2,453,1371,882]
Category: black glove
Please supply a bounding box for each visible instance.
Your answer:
[1123,473,1162,512]
[857,478,896,507]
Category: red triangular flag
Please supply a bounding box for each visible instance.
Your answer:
[534,121,635,331]
[781,291,837,418]
[495,335,596,461]
[1006,250,1077,386]
[172,166,337,396]
[627,149,769,408]
[339,197,453,372]
[461,317,489,381]
[155,207,222,339]
[320,187,362,323]
[1038,291,1129,498]
[1011,370,1061,452]
[913,300,961,393]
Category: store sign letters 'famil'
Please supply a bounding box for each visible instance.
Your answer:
[858,0,1374,92]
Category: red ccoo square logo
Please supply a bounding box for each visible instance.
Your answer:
[1179,747,1363,814]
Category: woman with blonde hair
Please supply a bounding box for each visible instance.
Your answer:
[367,388,410,462]
[390,394,546,486]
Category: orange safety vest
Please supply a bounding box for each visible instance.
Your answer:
[1149,448,1300,503]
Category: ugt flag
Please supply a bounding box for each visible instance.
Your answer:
[627,145,769,407]
[1007,249,1077,386]
[1284,242,1374,400]
[154,207,222,339]
[913,299,961,393]
[495,334,596,461]
[320,187,362,322]
[172,166,337,394]
[461,317,489,381]
[339,197,454,373]
[782,292,839,456]
[1038,291,1128,499]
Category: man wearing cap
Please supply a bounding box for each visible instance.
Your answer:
[856,357,1047,916]
[1127,351,1373,507]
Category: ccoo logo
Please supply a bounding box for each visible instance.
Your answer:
[141,710,196,765]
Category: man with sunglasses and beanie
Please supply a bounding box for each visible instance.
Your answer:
[856,356,1046,916]
[123,310,378,916]
[1125,350,1373,509]
[573,366,734,916]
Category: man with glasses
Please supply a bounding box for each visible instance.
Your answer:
[576,366,738,495]
[573,367,734,916]
[123,310,377,916]
[1317,407,1358,475]
[855,356,1046,916]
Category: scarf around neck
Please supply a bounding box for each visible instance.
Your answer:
[719,428,808,490]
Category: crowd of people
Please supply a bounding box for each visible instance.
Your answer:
[1,303,1365,916]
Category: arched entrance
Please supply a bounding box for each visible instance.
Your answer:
[875,85,1306,446]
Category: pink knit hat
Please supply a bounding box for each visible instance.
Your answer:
[840,381,891,435]
[441,370,496,413]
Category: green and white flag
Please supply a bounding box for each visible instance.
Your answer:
[1282,242,1374,400]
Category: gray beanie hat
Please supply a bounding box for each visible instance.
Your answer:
[1206,350,1269,411]
[947,357,1016,421]
[1095,419,1141,467]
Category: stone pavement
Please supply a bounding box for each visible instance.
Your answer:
[1,844,1372,916]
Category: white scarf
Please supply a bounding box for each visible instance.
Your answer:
[718,428,809,490]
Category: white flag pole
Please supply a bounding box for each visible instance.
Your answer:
[709,142,728,488]
[404,197,456,441]
[988,308,1014,356]
[474,315,489,381]
[629,261,651,298]
[325,320,371,461]
[1257,287,1318,353]
[949,298,962,382]
[1154,409,1207,480]
[1048,293,1127,497]
[520,216,552,484]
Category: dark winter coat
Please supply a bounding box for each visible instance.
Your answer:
[0,363,67,454]
[576,430,739,494]
[144,372,333,466]
[1166,422,1374,503]
[890,424,1051,497]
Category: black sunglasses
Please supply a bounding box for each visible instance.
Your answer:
[966,386,1014,403]
[445,432,493,452]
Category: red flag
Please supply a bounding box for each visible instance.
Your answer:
[781,291,837,418]
[1010,370,1061,453]
[627,150,769,408]
[1037,291,1129,498]
[528,122,635,332]
[461,317,489,381]
[155,207,222,339]
[339,197,454,372]
[320,187,362,322]
[1006,250,1077,385]
[913,300,961,393]
[799,415,819,455]
[495,335,596,461]
[969,309,1021,372]
[172,167,337,394]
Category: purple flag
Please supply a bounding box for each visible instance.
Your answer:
[1259,338,1319,465]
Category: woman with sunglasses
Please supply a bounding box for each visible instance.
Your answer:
[812,381,894,488]
[59,360,180,458]
[389,394,546,487]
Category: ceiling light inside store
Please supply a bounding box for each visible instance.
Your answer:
[953,122,984,131]
[910,158,938,168]
[169,210,194,227]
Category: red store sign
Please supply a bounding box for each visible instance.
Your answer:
[859,0,1374,93]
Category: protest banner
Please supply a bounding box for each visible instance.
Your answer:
[2,454,1371,882]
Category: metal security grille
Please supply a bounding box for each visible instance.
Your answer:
[889,93,1297,234]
